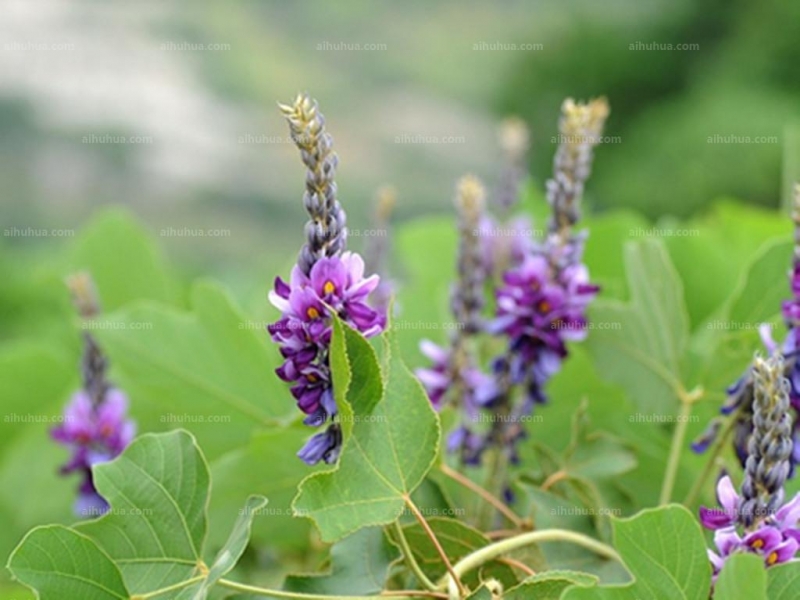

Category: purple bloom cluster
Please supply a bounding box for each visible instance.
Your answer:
[489,241,599,410]
[268,252,386,464]
[51,388,135,516]
[700,475,800,579]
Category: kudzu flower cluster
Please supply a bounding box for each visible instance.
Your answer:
[693,184,800,473]
[699,354,800,580]
[51,273,135,516]
[268,94,386,465]
[418,98,608,466]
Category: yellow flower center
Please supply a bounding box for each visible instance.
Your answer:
[538,300,551,313]
[752,539,765,549]
[767,551,779,565]
[307,307,320,319]
[324,281,336,295]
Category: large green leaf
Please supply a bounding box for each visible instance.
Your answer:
[727,239,792,326]
[715,553,767,600]
[563,505,711,600]
[585,240,690,414]
[7,526,128,600]
[292,327,440,542]
[283,527,398,595]
[767,561,800,600]
[69,207,178,310]
[75,430,209,594]
[92,281,292,459]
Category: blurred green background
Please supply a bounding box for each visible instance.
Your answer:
[2,0,799,297]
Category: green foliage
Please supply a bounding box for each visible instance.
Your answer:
[293,322,440,542]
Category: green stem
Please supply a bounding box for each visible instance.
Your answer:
[442,529,621,600]
[684,403,745,507]
[133,575,206,599]
[217,578,427,599]
[393,521,438,591]
[659,395,696,505]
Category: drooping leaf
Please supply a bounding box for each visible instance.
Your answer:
[7,525,129,600]
[283,527,398,594]
[562,505,711,600]
[292,327,440,542]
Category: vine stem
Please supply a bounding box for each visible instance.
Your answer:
[659,387,703,505]
[442,529,621,600]
[683,402,745,507]
[217,578,440,599]
[439,463,526,530]
[403,494,467,598]
[393,521,438,591]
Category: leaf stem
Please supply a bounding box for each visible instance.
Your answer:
[441,529,621,600]
[683,403,744,507]
[133,575,206,599]
[439,463,526,530]
[659,387,702,505]
[217,578,428,600]
[392,521,438,591]
[403,495,467,598]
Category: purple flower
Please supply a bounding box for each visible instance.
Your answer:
[700,475,800,578]
[699,475,740,530]
[51,388,135,516]
[269,252,386,464]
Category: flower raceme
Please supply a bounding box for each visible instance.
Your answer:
[269,94,386,465]
[51,273,135,516]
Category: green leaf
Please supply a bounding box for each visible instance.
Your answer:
[195,495,268,598]
[292,328,440,542]
[75,430,209,595]
[562,505,711,600]
[727,239,792,326]
[585,239,690,413]
[389,517,517,589]
[208,428,318,552]
[714,553,767,600]
[767,561,800,600]
[283,527,398,595]
[69,207,177,311]
[505,570,598,599]
[92,281,292,459]
[7,525,129,600]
